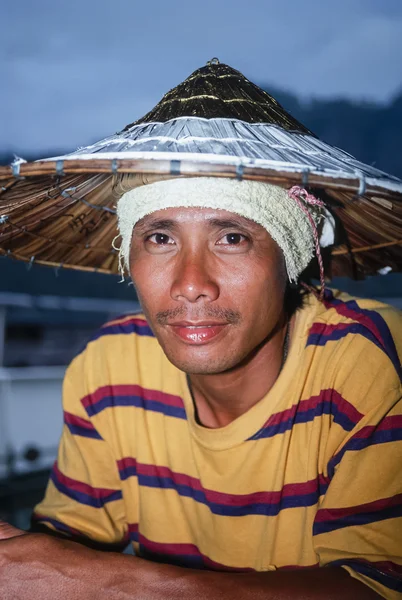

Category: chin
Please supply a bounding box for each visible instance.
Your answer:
[160,345,247,375]
[168,358,233,375]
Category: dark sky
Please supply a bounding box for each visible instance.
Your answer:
[2,0,402,154]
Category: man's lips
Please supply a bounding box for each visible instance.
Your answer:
[167,321,228,344]
[169,321,227,327]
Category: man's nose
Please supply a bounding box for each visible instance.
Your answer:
[170,250,219,304]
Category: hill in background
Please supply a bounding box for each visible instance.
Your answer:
[1,88,402,178]
[266,88,402,178]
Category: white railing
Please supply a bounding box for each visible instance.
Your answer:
[0,366,66,478]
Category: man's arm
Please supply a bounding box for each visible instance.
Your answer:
[0,522,380,600]
[30,364,129,548]
[29,521,128,552]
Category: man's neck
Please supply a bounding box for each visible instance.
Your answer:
[187,315,293,429]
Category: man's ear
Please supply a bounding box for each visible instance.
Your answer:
[0,520,26,540]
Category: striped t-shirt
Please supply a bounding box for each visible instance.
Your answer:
[33,289,402,599]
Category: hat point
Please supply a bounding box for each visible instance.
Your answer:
[126,60,311,134]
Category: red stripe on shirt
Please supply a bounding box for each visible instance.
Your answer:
[354,415,402,440]
[101,317,150,330]
[81,384,185,410]
[138,533,254,571]
[63,411,97,431]
[323,297,385,347]
[120,459,328,506]
[266,389,363,429]
[52,461,120,500]
[315,492,402,523]
[309,322,354,337]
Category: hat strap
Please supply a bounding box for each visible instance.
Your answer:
[288,186,325,300]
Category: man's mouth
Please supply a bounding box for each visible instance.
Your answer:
[167,321,228,345]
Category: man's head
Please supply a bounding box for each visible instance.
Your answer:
[129,206,288,374]
[116,177,322,375]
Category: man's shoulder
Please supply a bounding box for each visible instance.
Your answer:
[307,288,401,331]
[302,288,402,385]
[91,311,155,342]
[69,311,163,373]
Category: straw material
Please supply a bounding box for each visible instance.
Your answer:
[126,59,313,131]
[0,60,401,277]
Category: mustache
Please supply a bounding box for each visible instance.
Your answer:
[156,306,242,326]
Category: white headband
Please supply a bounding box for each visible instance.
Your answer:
[116,177,323,282]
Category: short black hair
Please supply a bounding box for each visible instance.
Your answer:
[284,282,309,318]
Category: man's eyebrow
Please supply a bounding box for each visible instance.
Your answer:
[207,217,258,230]
[134,216,259,235]
[134,218,177,234]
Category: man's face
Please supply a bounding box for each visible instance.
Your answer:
[129,207,287,375]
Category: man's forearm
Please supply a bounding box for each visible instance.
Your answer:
[104,553,381,600]
[0,532,380,600]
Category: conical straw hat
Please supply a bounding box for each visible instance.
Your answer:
[0,59,401,276]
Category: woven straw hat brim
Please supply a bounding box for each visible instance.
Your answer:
[0,61,401,277]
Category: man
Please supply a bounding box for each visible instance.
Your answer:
[1,175,401,599]
[1,59,401,599]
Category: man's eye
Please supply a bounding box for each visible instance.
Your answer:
[146,233,174,245]
[217,233,248,245]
